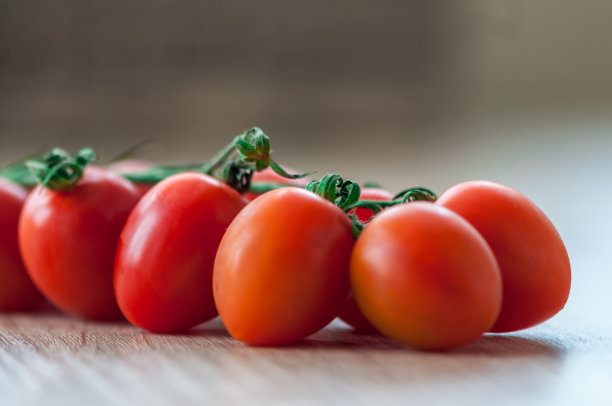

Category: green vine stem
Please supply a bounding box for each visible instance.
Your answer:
[0,161,38,186]
[307,174,437,237]
[120,164,201,183]
[3,127,306,195]
[392,187,437,203]
[25,148,96,191]
[0,151,48,186]
[125,127,311,194]
[246,182,297,195]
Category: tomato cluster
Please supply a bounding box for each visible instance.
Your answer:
[0,135,571,351]
[0,178,44,311]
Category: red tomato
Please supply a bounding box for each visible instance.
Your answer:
[114,173,247,333]
[19,166,141,320]
[0,178,44,311]
[213,188,354,345]
[339,187,393,332]
[351,202,502,350]
[338,296,377,333]
[351,187,394,224]
[107,159,156,197]
[243,167,310,201]
[437,180,571,332]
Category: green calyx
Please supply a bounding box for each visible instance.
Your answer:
[205,127,312,193]
[233,127,272,172]
[26,147,96,191]
[306,174,363,238]
[307,173,437,238]
[123,127,311,194]
[306,174,361,212]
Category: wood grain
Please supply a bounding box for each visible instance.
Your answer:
[2,123,612,405]
[1,310,611,406]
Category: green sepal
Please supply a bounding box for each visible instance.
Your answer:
[306,174,362,212]
[26,147,96,191]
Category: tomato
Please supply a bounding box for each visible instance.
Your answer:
[213,187,354,345]
[351,187,394,224]
[338,296,378,333]
[339,187,394,332]
[114,173,247,333]
[19,166,141,320]
[0,178,44,311]
[351,202,502,350]
[243,167,310,201]
[437,180,571,332]
[107,159,156,197]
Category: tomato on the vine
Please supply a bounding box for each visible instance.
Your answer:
[114,173,247,333]
[437,180,571,332]
[339,187,393,332]
[351,202,502,350]
[0,178,44,311]
[19,166,141,320]
[213,187,354,345]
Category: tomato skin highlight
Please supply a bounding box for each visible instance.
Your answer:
[213,187,354,346]
[114,173,247,333]
[18,166,141,320]
[351,202,502,350]
[339,188,393,332]
[437,180,571,333]
[0,179,45,311]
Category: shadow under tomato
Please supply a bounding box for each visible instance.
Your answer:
[163,317,232,338]
[226,327,404,351]
[453,334,564,357]
[243,328,564,359]
[155,319,565,361]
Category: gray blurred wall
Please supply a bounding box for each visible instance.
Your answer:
[1,1,611,171]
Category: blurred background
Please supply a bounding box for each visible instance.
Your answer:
[1,1,612,323]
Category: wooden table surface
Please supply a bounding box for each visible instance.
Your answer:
[2,123,612,405]
[1,302,611,406]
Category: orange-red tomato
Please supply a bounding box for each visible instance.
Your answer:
[243,167,310,201]
[19,167,141,320]
[339,187,393,332]
[437,180,571,332]
[213,188,354,345]
[351,202,502,350]
[0,178,44,311]
[114,173,247,333]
